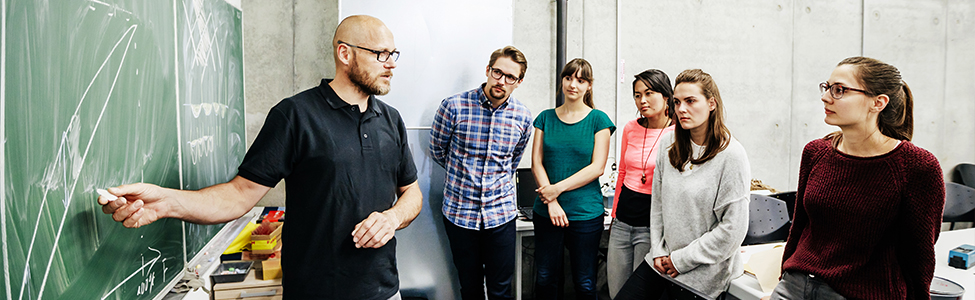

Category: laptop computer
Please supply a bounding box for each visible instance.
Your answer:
[515,168,536,220]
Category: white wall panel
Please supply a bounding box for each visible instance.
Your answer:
[340,0,513,128]
[243,0,297,206]
[512,0,556,169]
[584,0,619,160]
[943,0,975,170]
[863,0,946,163]
[790,0,863,190]
[620,0,794,190]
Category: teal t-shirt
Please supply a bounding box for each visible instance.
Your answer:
[533,108,616,221]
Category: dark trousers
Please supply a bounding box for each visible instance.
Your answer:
[533,216,603,300]
[615,261,668,300]
[770,271,847,300]
[443,217,516,300]
[617,261,724,300]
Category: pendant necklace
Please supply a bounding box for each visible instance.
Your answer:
[639,117,669,184]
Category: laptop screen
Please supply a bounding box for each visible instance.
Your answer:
[515,168,536,208]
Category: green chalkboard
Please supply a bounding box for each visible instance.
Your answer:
[175,0,245,266]
[1,0,244,299]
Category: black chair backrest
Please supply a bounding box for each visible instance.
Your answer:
[515,168,536,208]
[944,182,975,223]
[742,194,791,246]
[952,163,975,189]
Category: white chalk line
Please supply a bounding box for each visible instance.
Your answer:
[0,1,13,299]
[173,0,186,265]
[16,135,65,300]
[101,247,161,300]
[2,0,9,297]
[88,0,134,16]
[20,24,138,300]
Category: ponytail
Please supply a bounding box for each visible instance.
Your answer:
[878,81,913,141]
[834,56,914,142]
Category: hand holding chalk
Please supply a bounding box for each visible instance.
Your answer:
[96,187,128,211]
[97,183,169,228]
[96,188,118,201]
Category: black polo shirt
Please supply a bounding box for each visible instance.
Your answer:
[238,79,417,299]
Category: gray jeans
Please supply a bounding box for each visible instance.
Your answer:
[607,219,651,299]
[770,271,846,300]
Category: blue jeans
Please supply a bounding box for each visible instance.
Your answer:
[607,219,651,299]
[442,218,516,300]
[533,215,603,300]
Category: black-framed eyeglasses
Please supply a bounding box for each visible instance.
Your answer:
[338,40,400,62]
[820,82,870,99]
[489,67,520,84]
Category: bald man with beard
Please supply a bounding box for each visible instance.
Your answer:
[97,15,422,300]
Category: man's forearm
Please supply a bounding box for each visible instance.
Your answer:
[171,176,270,224]
[387,182,422,229]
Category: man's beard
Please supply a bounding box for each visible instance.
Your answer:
[488,84,507,101]
[350,56,391,96]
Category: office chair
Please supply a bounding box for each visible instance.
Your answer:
[943,182,975,230]
[951,163,975,188]
[768,191,796,220]
[742,194,791,246]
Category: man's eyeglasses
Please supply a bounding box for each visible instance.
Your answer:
[338,40,400,63]
[489,67,520,85]
[820,82,870,100]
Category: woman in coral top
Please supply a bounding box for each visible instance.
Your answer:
[772,57,945,300]
[606,69,675,299]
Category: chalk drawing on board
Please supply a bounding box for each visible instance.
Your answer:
[16,23,139,300]
[184,102,229,118]
[179,0,237,168]
[187,135,215,165]
[101,246,170,299]
[181,0,223,79]
[89,0,135,17]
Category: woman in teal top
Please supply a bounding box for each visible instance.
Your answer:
[530,58,615,299]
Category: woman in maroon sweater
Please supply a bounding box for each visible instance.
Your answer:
[772,57,945,300]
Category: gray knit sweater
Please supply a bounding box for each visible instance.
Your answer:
[646,132,750,298]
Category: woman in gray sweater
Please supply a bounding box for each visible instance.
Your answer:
[616,69,750,299]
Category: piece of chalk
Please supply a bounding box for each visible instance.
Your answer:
[96,188,118,201]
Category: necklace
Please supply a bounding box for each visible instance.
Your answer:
[639,117,669,184]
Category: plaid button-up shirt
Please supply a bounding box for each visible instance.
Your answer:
[430,84,533,230]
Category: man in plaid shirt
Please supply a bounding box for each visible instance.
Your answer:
[430,46,533,300]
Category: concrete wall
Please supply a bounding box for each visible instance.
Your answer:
[241,0,975,223]
[237,0,975,298]
[615,0,975,191]
[242,0,338,206]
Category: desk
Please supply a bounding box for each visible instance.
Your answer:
[211,269,283,300]
[729,228,975,300]
[514,211,613,300]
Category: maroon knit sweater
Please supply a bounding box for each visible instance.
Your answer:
[781,138,945,300]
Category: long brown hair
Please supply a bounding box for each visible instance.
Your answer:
[559,58,594,108]
[826,56,914,143]
[668,69,731,171]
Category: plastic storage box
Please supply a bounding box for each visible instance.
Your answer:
[210,261,254,284]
